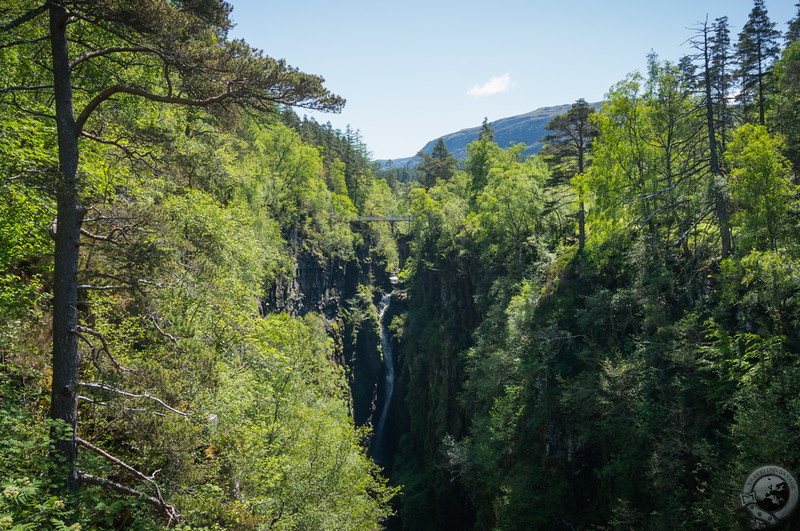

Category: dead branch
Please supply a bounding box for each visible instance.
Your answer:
[74,325,126,372]
[80,225,130,244]
[73,329,104,373]
[147,311,178,346]
[77,471,182,524]
[78,396,168,417]
[77,437,158,485]
[83,216,135,223]
[77,381,189,417]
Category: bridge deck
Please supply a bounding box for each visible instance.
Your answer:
[354,216,413,222]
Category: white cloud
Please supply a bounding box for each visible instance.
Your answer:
[467,72,514,97]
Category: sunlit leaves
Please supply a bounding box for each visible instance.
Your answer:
[724,124,794,251]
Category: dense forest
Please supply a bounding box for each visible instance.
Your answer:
[3,0,800,530]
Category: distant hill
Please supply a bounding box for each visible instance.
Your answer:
[378,102,601,169]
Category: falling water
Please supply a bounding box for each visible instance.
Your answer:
[372,291,394,463]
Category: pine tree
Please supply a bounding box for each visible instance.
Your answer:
[417,138,456,189]
[710,16,734,155]
[735,0,781,125]
[787,2,800,44]
[478,116,494,142]
[691,17,733,255]
[540,99,598,251]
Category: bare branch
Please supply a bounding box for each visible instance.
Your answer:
[78,396,168,417]
[84,216,135,223]
[80,225,130,244]
[77,381,189,416]
[80,130,136,159]
[73,329,104,373]
[77,437,157,483]
[74,325,126,372]
[0,4,48,32]
[77,471,182,524]
[148,312,178,346]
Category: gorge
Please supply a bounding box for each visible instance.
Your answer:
[2,2,800,529]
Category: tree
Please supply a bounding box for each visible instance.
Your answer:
[2,0,343,495]
[725,124,794,251]
[540,98,598,251]
[466,118,497,201]
[735,0,781,125]
[710,16,734,156]
[417,138,456,189]
[586,56,718,253]
[478,116,494,142]
[787,2,800,44]
[691,17,733,256]
[770,41,800,175]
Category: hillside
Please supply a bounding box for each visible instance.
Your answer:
[379,102,601,168]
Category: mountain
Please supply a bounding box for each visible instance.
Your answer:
[378,102,602,169]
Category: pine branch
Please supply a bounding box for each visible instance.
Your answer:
[75,84,243,132]
[69,46,163,69]
[0,4,48,32]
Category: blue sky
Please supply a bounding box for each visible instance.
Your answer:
[227,1,797,161]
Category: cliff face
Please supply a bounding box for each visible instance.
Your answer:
[262,227,392,433]
[390,248,482,530]
[264,228,396,316]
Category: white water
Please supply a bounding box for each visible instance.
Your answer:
[373,292,394,462]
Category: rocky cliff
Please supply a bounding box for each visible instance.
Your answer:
[262,227,394,434]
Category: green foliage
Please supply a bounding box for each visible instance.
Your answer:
[392,30,800,528]
[416,138,456,189]
[0,5,399,527]
[769,39,800,173]
[183,314,397,530]
[587,57,718,254]
[724,124,794,251]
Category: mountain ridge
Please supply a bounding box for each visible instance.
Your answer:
[378,101,602,168]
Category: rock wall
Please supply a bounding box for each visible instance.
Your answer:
[262,227,392,433]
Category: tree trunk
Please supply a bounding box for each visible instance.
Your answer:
[702,21,732,258]
[49,2,82,490]
[577,199,586,252]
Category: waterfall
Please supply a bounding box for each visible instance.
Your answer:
[372,291,394,463]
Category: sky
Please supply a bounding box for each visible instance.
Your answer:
[227,0,797,161]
